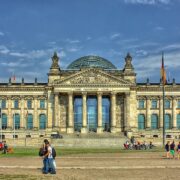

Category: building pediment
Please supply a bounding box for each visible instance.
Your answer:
[54,69,133,87]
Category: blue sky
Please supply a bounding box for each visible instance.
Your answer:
[0,0,180,83]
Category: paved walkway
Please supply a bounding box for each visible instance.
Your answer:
[0,152,180,179]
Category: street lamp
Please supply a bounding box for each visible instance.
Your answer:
[0,100,2,142]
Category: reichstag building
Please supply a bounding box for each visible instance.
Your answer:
[0,52,180,139]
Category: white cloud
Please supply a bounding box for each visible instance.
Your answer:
[154,26,164,31]
[86,37,92,40]
[66,39,80,44]
[110,33,121,40]
[0,32,4,36]
[0,45,10,54]
[67,47,82,52]
[124,0,171,5]
[135,50,180,81]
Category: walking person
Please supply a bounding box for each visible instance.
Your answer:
[165,141,170,159]
[3,141,8,154]
[170,141,175,159]
[43,141,56,174]
[177,142,180,160]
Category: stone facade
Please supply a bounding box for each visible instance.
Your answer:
[0,52,180,140]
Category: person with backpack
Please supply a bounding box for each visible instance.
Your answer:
[170,141,175,159]
[165,141,170,159]
[43,141,56,174]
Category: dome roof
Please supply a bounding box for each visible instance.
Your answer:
[67,55,117,70]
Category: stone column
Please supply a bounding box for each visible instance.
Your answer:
[81,92,87,134]
[54,93,59,128]
[124,92,131,131]
[159,97,163,129]
[146,97,151,129]
[47,91,53,130]
[97,92,103,134]
[7,96,12,129]
[67,92,74,133]
[20,96,25,129]
[111,92,116,133]
[33,96,38,129]
[172,97,177,129]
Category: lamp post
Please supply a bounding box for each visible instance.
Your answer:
[0,100,2,142]
[13,114,15,146]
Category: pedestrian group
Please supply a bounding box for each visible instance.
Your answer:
[165,141,180,159]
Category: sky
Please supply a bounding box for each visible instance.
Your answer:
[0,0,180,83]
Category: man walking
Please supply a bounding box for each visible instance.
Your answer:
[43,141,56,174]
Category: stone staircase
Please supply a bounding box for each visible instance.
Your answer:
[5,132,128,148]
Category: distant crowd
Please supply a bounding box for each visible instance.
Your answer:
[124,136,154,150]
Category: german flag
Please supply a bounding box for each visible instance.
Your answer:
[161,52,166,85]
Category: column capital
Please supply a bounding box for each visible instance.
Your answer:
[97,91,103,96]
[124,92,130,96]
[82,91,87,96]
[111,91,117,96]
[68,91,73,96]
[7,96,12,100]
[20,95,24,99]
[54,92,59,96]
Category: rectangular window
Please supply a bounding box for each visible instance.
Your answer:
[40,100,45,109]
[178,100,180,108]
[151,100,157,109]
[14,100,19,108]
[1,100,6,109]
[27,100,32,109]
[138,100,145,109]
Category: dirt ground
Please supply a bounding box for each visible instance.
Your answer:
[0,152,180,180]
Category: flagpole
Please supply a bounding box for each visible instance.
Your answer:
[161,52,166,146]
[0,100,2,142]
[13,114,15,146]
[162,83,165,146]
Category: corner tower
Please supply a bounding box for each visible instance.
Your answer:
[48,52,61,84]
[123,53,136,83]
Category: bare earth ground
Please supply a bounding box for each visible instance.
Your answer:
[0,152,180,180]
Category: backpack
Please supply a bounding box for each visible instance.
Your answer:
[39,147,44,157]
[52,147,56,158]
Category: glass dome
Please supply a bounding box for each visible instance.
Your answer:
[67,55,117,69]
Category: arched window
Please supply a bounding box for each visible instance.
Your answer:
[27,114,33,129]
[151,114,158,129]
[2,113,7,129]
[138,114,145,129]
[165,100,170,109]
[138,100,145,109]
[14,114,20,129]
[39,114,46,129]
[177,114,180,129]
[151,100,157,109]
[2,100,6,109]
[165,114,171,129]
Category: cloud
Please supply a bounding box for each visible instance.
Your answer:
[86,37,92,40]
[110,33,121,40]
[124,0,171,5]
[134,50,180,81]
[154,26,164,31]
[0,32,4,36]
[0,45,10,54]
[67,47,82,52]
[66,39,80,44]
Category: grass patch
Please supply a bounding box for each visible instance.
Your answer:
[0,147,164,157]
